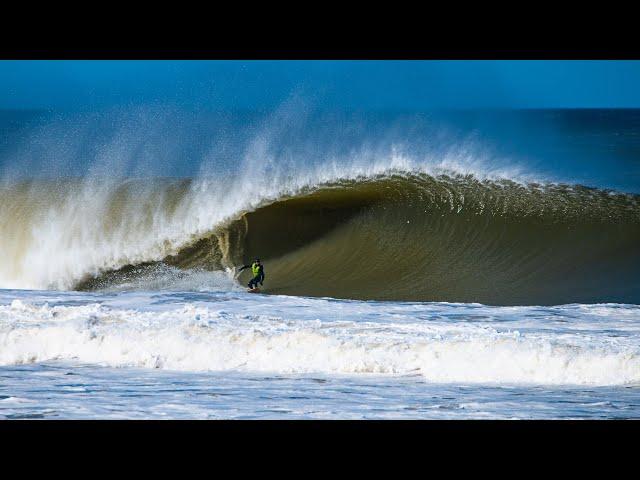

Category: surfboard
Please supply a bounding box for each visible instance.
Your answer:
[247,287,261,293]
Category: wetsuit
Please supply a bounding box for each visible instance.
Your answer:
[240,262,265,289]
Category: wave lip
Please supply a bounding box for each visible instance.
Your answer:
[2,299,639,386]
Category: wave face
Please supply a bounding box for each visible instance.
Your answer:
[220,175,640,305]
[3,174,639,305]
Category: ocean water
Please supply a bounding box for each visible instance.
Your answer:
[1,108,640,419]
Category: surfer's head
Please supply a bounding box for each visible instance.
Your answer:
[255,258,261,264]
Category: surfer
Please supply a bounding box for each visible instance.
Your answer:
[239,259,265,290]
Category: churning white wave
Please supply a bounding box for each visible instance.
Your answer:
[1,290,639,386]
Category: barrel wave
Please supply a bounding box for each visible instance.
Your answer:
[3,172,639,305]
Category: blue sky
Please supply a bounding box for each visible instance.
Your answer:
[1,60,640,110]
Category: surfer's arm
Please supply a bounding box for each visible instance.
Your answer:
[238,265,250,272]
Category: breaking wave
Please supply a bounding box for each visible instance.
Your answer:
[2,172,639,305]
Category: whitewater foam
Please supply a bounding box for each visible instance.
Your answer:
[1,291,639,385]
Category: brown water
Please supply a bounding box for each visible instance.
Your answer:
[78,174,640,305]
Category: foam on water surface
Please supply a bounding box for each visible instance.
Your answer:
[2,290,640,387]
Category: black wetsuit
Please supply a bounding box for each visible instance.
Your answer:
[240,263,265,289]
